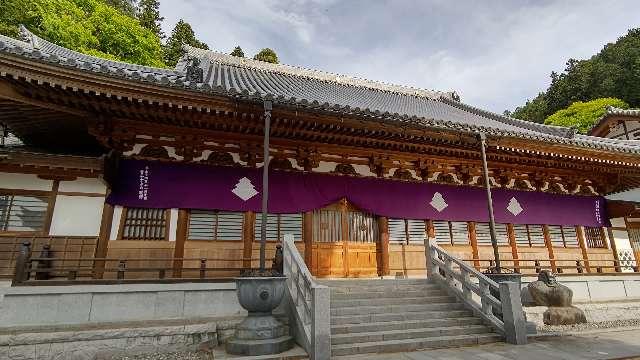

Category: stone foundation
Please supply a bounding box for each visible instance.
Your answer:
[0,318,244,360]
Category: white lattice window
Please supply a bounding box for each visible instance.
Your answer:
[254,213,303,242]
[475,222,509,246]
[189,210,244,241]
[388,218,426,244]
[0,193,49,232]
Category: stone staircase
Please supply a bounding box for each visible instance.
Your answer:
[320,278,503,357]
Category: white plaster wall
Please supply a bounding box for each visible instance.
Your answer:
[49,196,105,236]
[611,217,632,250]
[0,172,52,191]
[58,177,106,194]
[168,208,178,242]
[110,206,124,240]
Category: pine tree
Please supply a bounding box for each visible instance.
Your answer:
[137,0,164,39]
[253,48,278,64]
[230,46,245,58]
[163,19,209,67]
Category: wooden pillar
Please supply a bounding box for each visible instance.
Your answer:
[303,211,313,269]
[340,199,350,277]
[606,227,622,272]
[172,209,189,278]
[425,220,434,276]
[468,222,480,270]
[243,211,255,269]
[378,216,390,277]
[542,225,557,272]
[507,224,520,273]
[43,180,59,235]
[576,226,592,273]
[93,201,114,279]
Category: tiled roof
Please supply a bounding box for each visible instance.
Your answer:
[589,106,640,136]
[1,27,640,155]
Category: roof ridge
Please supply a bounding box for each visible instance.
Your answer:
[438,97,576,138]
[183,45,457,101]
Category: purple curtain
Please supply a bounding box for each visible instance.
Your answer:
[106,159,610,227]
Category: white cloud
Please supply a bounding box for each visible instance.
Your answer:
[160,0,640,113]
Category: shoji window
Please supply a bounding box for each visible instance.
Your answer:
[188,210,244,240]
[0,193,49,232]
[584,227,607,248]
[121,207,167,240]
[254,213,303,242]
[547,225,579,248]
[475,223,509,246]
[513,224,546,247]
[388,219,426,244]
[432,220,469,245]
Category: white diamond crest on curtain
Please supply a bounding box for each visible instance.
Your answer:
[232,177,258,201]
[507,197,523,216]
[429,192,448,212]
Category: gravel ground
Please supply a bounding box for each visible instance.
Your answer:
[539,318,640,333]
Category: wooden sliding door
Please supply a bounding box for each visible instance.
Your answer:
[310,200,379,277]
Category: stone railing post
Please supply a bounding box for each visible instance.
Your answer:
[499,281,527,345]
[311,285,330,360]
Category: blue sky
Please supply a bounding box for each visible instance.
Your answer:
[160,0,640,113]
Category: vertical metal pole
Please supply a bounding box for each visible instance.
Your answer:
[260,100,272,272]
[478,133,501,272]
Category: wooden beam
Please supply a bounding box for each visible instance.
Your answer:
[506,224,520,273]
[93,200,114,279]
[172,209,189,277]
[468,222,480,270]
[43,180,59,235]
[303,211,313,268]
[606,226,621,272]
[340,198,350,277]
[378,216,390,277]
[242,211,255,269]
[576,226,592,273]
[542,225,557,272]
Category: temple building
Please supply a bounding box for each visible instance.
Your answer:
[2,26,640,281]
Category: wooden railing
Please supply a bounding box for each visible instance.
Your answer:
[428,243,527,345]
[463,258,639,274]
[283,234,330,360]
[11,241,272,285]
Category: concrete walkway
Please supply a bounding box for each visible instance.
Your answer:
[335,327,640,360]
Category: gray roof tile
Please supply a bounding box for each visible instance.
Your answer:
[1,28,640,156]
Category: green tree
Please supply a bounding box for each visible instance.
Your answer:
[230,46,245,58]
[253,48,278,64]
[511,93,548,123]
[511,28,640,122]
[544,98,629,134]
[104,0,138,17]
[0,0,164,67]
[163,19,209,67]
[137,0,163,39]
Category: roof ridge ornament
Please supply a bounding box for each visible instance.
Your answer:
[185,56,203,83]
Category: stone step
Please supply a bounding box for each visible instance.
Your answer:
[330,309,473,325]
[330,333,503,356]
[330,302,463,316]
[331,295,455,308]
[330,283,441,294]
[318,278,430,287]
[330,289,447,300]
[331,325,492,345]
[330,317,484,335]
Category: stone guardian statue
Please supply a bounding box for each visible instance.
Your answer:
[527,270,586,325]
